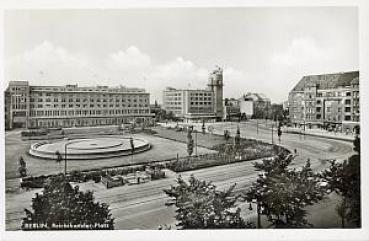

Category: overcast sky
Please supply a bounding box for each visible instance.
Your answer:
[4,7,358,104]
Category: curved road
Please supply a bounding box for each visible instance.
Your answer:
[5,122,354,230]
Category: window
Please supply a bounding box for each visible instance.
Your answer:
[345,116,351,121]
[346,92,351,97]
[345,99,351,105]
[345,107,351,112]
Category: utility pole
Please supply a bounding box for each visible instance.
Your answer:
[256,119,259,134]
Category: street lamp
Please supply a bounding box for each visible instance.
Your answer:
[63,138,71,175]
[248,199,262,228]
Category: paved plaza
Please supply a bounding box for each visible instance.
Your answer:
[5,122,355,230]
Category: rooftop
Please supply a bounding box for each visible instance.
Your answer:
[239,92,271,102]
[291,71,359,92]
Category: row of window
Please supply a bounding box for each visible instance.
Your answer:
[30,97,149,103]
[293,99,352,107]
[29,108,150,117]
[30,103,149,108]
[190,97,212,101]
[316,91,352,98]
[190,92,212,96]
[294,114,352,121]
[188,107,214,113]
[31,88,144,93]
[190,102,212,106]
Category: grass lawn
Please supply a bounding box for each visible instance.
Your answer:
[154,126,283,172]
[154,127,237,149]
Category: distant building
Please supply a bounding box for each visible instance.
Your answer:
[4,81,153,129]
[288,71,359,132]
[149,103,162,115]
[238,92,271,118]
[223,98,241,121]
[162,66,224,122]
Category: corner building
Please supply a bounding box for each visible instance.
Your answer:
[288,71,359,132]
[162,66,224,122]
[4,81,153,129]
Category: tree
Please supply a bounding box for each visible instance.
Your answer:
[241,113,247,121]
[130,137,135,154]
[234,125,241,149]
[19,156,26,167]
[277,125,282,143]
[224,130,230,140]
[22,174,114,229]
[18,156,27,177]
[164,175,254,229]
[187,127,194,156]
[320,133,361,227]
[202,119,206,135]
[55,151,63,163]
[244,153,325,228]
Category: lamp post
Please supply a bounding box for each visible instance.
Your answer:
[63,138,71,175]
[271,123,274,145]
[193,126,198,156]
[248,199,262,228]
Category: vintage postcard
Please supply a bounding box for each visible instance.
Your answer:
[1,1,368,241]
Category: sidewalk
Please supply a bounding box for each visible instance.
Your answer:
[283,127,355,142]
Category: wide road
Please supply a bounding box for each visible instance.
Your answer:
[5,121,354,230]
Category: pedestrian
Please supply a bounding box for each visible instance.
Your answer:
[294,148,297,154]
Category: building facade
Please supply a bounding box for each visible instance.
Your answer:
[238,92,271,119]
[207,66,224,120]
[4,81,153,129]
[162,66,224,122]
[223,98,241,121]
[288,71,359,132]
[162,88,216,122]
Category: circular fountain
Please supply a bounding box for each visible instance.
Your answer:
[29,137,151,160]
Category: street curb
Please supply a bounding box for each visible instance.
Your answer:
[285,131,353,142]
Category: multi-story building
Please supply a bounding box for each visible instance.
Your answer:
[223,98,241,121]
[238,92,271,118]
[4,81,153,129]
[162,66,224,122]
[162,88,216,122]
[288,71,359,132]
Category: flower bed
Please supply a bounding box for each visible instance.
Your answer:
[164,145,289,172]
[20,164,165,189]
